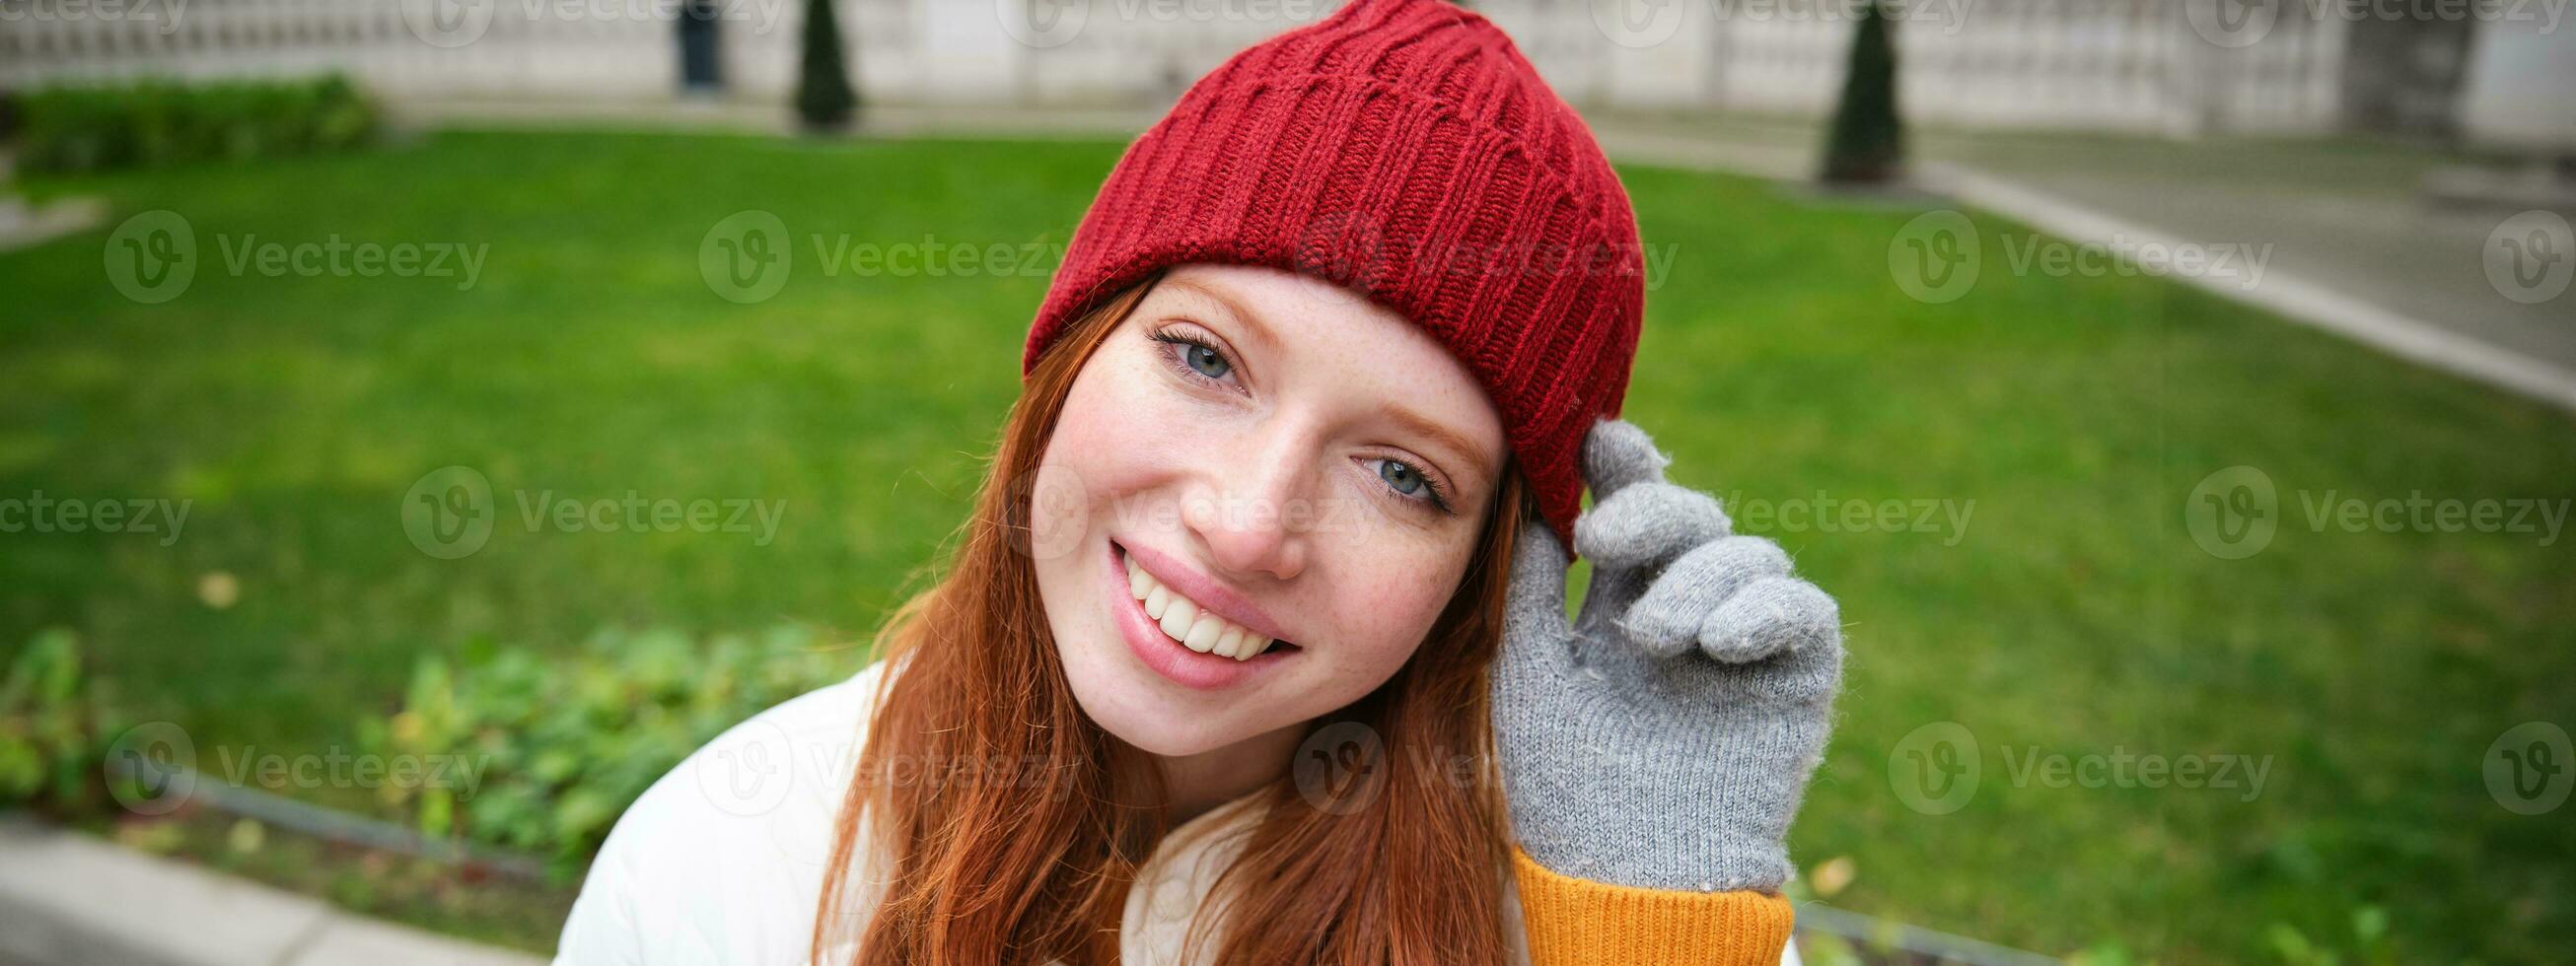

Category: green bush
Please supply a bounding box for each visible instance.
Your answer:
[363,626,852,874]
[0,629,111,813]
[14,74,378,174]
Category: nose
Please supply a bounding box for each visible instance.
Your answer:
[1181,426,1313,583]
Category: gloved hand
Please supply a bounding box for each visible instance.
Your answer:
[1491,420,1843,893]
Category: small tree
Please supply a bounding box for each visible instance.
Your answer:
[1819,0,1903,184]
[796,0,856,132]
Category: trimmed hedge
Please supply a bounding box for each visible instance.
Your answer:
[13,74,378,174]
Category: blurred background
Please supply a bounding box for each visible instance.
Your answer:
[1,0,2570,963]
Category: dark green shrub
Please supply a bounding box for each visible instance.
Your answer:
[14,74,379,175]
[796,0,858,131]
[1819,0,1905,185]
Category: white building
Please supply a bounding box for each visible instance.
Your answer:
[1,0,2565,146]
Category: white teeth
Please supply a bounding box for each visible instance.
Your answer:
[1122,549,1281,661]
[1182,617,1223,653]
[1159,599,1198,642]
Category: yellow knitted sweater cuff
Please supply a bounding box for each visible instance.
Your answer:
[1510,848,1795,966]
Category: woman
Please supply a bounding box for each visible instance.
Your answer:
[557,0,1842,962]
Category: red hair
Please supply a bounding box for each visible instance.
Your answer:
[814,274,1530,963]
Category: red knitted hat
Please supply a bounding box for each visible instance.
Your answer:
[1022,0,1645,550]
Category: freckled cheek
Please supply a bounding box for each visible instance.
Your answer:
[1048,366,1179,507]
[1317,565,1462,674]
[1055,368,1231,514]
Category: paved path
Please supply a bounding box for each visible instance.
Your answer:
[1915,129,2576,377]
[0,818,542,966]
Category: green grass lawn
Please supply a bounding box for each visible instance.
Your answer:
[5,129,2571,962]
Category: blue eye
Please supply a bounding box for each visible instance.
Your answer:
[1184,343,1231,380]
[1369,457,1451,514]
[1149,327,1238,385]
[1379,458,1427,496]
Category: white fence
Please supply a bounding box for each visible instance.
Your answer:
[0,0,2358,134]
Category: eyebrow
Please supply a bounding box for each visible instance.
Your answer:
[1383,403,1499,489]
[1161,276,1281,353]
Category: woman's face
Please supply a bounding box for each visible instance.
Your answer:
[1031,263,1508,758]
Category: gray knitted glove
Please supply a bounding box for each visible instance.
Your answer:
[1491,420,1843,893]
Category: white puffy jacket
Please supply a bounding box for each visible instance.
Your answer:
[554,661,1799,965]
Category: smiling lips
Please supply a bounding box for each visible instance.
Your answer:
[1125,554,1281,660]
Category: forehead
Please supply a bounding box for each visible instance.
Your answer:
[1151,263,1506,469]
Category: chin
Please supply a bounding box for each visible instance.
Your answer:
[1052,635,1248,758]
